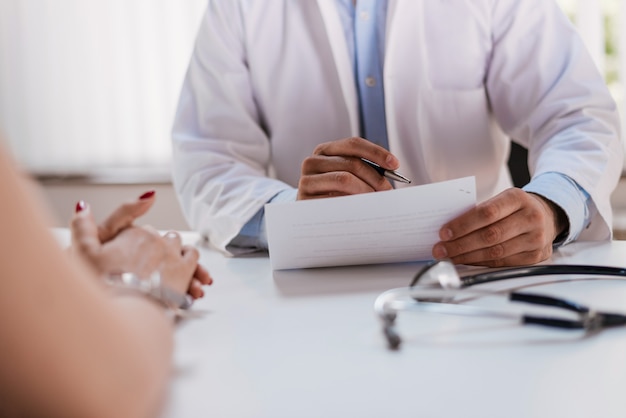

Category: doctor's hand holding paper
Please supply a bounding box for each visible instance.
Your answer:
[172,0,622,267]
[432,188,569,267]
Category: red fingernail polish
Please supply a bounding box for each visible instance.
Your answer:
[139,190,155,200]
[75,200,87,213]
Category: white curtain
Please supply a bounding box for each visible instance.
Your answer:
[0,0,207,174]
[0,0,621,175]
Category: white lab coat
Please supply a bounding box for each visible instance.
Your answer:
[172,0,622,253]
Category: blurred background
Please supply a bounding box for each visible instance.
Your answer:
[0,0,206,229]
[0,0,625,233]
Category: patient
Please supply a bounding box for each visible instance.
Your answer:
[0,141,212,418]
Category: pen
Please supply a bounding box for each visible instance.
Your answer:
[361,158,412,184]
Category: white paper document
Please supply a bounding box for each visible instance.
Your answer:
[265,176,476,270]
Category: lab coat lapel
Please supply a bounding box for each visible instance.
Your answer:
[315,0,359,136]
[385,0,428,86]
[384,0,428,179]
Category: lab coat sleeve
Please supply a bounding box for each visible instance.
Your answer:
[486,0,623,241]
[171,2,294,254]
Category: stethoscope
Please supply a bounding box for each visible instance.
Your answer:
[374,260,626,350]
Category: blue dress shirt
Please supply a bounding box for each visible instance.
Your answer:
[230,0,593,251]
[338,0,389,148]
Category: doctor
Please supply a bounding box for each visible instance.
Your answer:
[172,0,622,267]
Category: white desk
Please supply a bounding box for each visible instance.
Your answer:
[157,237,626,418]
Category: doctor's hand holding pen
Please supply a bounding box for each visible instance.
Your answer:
[297,137,402,200]
[297,136,568,268]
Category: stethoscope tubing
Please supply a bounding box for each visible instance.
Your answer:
[461,264,626,287]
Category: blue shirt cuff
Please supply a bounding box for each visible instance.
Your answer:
[229,188,298,250]
[522,172,592,246]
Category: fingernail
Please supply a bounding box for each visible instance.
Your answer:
[433,244,448,259]
[440,228,453,241]
[139,190,155,200]
[386,154,398,168]
[75,200,87,213]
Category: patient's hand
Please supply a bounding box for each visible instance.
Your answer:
[69,191,212,299]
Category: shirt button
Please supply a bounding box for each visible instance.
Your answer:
[365,77,376,87]
[360,11,370,21]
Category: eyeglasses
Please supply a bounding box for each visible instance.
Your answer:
[374,260,626,350]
